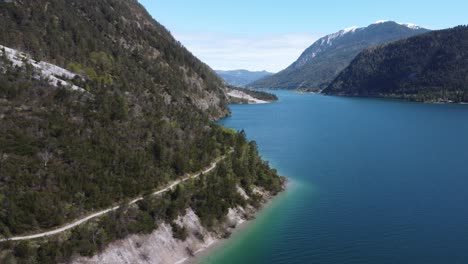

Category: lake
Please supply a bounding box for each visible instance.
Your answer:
[200,91,468,264]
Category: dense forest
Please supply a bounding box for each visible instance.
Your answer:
[0,0,284,262]
[324,26,468,102]
[0,129,284,264]
[249,21,429,90]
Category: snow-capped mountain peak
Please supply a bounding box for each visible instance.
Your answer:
[400,23,420,29]
[373,20,421,30]
[374,20,390,24]
[320,26,360,46]
[343,26,359,33]
[289,20,429,70]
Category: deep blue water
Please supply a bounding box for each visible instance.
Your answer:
[201,91,468,264]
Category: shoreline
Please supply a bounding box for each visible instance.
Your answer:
[181,181,290,264]
[319,93,468,105]
[182,213,251,264]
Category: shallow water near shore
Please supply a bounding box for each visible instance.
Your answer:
[200,91,468,264]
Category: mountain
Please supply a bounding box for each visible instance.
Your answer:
[0,0,284,263]
[216,69,273,87]
[249,21,430,90]
[323,26,468,102]
[1,0,230,119]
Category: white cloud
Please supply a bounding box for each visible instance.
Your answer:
[174,32,319,73]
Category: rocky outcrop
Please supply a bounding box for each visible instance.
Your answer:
[72,209,217,264]
[227,90,268,104]
[72,187,270,264]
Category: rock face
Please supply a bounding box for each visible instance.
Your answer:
[227,90,268,104]
[249,21,430,90]
[0,45,85,92]
[72,209,220,264]
[72,206,252,264]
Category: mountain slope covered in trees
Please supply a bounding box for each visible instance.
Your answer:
[324,26,468,102]
[249,21,430,90]
[0,0,284,262]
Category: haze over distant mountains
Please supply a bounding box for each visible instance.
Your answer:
[324,26,468,102]
[249,21,430,90]
[216,69,273,87]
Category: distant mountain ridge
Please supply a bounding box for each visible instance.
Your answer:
[323,26,468,103]
[249,21,430,90]
[216,69,273,87]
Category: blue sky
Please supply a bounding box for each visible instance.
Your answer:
[140,0,467,72]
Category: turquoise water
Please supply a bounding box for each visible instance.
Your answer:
[201,91,468,264]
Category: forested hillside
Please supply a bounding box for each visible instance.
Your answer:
[324,26,468,102]
[249,21,429,90]
[0,0,229,119]
[0,0,284,262]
